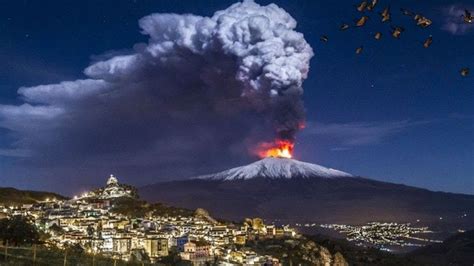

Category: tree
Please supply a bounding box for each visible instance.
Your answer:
[86,225,95,237]
[157,247,192,265]
[130,248,150,263]
[49,223,64,235]
[0,216,40,246]
[64,243,85,255]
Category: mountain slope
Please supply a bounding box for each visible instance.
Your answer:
[140,159,474,228]
[0,187,67,205]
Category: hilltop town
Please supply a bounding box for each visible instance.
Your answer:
[0,175,347,265]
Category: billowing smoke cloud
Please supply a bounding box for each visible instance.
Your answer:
[0,0,313,189]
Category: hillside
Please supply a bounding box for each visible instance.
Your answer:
[140,159,474,228]
[108,197,194,218]
[0,187,66,205]
[407,230,474,265]
[308,231,474,265]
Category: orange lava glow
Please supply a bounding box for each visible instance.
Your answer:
[257,140,294,159]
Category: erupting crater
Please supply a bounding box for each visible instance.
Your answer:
[257,140,294,159]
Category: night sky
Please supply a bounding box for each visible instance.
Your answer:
[0,0,473,195]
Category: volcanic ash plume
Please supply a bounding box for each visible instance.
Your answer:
[85,0,313,141]
[0,0,313,179]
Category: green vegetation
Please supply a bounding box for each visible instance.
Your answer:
[109,197,194,218]
[0,187,66,205]
[0,244,151,266]
[0,216,40,246]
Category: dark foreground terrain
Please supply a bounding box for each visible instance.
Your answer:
[0,187,66,205]
[309,230,474,265]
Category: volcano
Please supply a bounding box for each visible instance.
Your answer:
[198,157,353,180]
[140,158,474,229]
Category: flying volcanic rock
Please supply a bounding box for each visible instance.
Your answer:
[374,32,382,40]
[355,16,369,27]
[400,8,414,17]
[391,26,405,38]
[356,1,368,12]
[380,7,391,23]
[415,15,432,28]
[367,0,378,11]
[340,23,350,31]
[463,9,473,24]
[423,35,433,48]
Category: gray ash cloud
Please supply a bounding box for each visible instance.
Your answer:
[0,0,313,185]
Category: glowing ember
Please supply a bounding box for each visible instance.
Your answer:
[257,140,294,159]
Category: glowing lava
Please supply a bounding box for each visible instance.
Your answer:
[257,140,294,159]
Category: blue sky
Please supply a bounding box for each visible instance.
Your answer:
[0,0,473,195]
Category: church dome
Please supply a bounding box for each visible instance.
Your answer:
[107,174,118,186]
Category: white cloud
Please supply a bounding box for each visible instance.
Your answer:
[18,79,109,104]
[0,103,63,131]
[0,148,31,158]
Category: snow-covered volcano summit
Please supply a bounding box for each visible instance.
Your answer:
[198,158,353,181]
